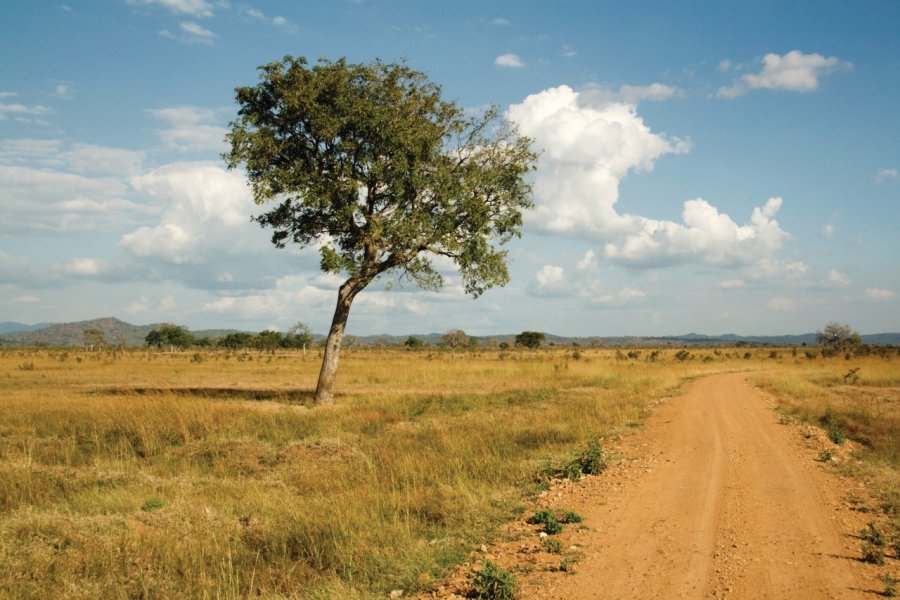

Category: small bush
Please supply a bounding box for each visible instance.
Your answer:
[883,574,898,598]
[527,510,563,535]
[861,541,885,565]
[674,350,691,361]
[563,434,608,480]
[541,537,562,553]
[18,362,35,371]
[843,367,861,384]
[468,561,516,600]
[558,510,583,524]
[821,409,846,445]
[860,522,886,546]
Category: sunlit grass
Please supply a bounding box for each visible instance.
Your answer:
[0,345,893,598]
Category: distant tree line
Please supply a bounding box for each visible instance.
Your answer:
[145,322,315,351]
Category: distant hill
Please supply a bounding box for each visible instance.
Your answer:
[0,321,50,334]
[0,317,157,347]
[1,317,898,348]
[0,318,242,347]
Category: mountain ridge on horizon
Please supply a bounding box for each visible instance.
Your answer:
[1,317,898,348]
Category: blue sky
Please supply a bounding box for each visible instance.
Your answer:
[1,0,897,336]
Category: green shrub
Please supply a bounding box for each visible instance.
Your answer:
[541,537,562,553]
[468,561,516,600]
[558,510,582,524]
[527,510,563,535]
[565,434,607,479]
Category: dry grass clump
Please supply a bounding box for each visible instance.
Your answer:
[0,345,817,597]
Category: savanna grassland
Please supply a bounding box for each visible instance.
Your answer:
[0,345,897,599]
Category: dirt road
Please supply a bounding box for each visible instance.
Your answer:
[505,373,882,599]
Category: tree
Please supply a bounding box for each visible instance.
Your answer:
[255,329,283,352]
[226,56,536,404]
[441,329,469,351]
[146,324,194,350]
[83,328,106,350]
[219,332,254,350]
[515,331,545,349]
[283,321,315,349]
[816,322,861,350]
[404,335,424,349]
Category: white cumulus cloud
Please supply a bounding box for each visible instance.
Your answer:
[528,264,568,297]
[122,161,253,265]
[718,50,850,98]
[507,85,788,268]
[495,54,524,68]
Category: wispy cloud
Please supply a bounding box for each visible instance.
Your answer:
[494,53,524,68]
[127,0,215,17]
[718,50,850,99]
[146,105,227,152]
[865,288,895,300]
[874,168,898,184]
[491,17,510,26]
[0,93,50,121]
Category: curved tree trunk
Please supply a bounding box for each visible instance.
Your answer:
[314,279,362,404]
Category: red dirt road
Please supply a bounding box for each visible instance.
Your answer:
[525,373,876,599]
[428,373,889,599]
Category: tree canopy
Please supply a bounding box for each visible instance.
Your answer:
[226,56,536,403]
[816,322,861,350]
[515,331,545,348]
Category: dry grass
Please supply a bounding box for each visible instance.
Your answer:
[0,345,893,598]
[751,352,900,547]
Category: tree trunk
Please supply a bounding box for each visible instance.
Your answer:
[314,279,362,404]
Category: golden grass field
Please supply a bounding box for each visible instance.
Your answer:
[0,345,897,599]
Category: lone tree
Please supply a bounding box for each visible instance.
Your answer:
[515,330,545,349]
[226,56,536,404]
[816,322,861,350]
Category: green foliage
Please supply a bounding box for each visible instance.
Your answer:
[218,332,254,349]
[558,510,583,524]
[441,329,469,351]
[817,322,861,350]
[674,349,692,361]
[860,522,886,546]
[564,434,608,479]
[861,541,885,565]
[140,498,165,512]
[883,574,898,598]
[404,336,424,349]
[468,561,517,600]
[515,331,545,349]
[541,536,562,553]
[821,408,846,445]
[226,56,537,401]
[146,324,195,349]
[526,510,563,534]
[226,56,536,298]
[283,321,315,349]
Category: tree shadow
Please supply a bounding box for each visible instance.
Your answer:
[95,386,317,405]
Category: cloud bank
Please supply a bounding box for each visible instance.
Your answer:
[507,85,789,268]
